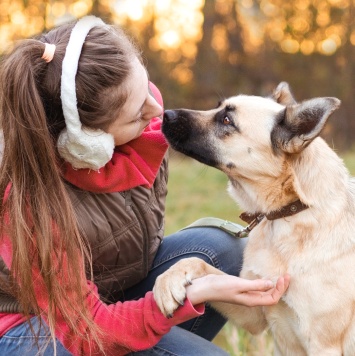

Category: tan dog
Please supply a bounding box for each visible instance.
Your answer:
[153,83,355,355]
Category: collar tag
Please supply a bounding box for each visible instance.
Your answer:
[236,214,265,237]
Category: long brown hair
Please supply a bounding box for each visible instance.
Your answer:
[0,19,140,353]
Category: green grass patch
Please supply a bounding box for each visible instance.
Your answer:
[165,149,355,355]
[165,154,243,235]
[342,150,355,174]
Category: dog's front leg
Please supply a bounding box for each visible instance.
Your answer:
[209,267,269,335]
[153,257,223,317]
[210,301,267,335]
[208,268,268,335]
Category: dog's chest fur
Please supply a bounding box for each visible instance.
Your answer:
[236,174,354,351]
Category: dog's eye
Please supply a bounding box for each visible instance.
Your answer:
[223,116,231,125]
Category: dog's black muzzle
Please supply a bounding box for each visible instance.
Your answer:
[162,109,220,168]
[162,110,192,147]
[163,109,178,123]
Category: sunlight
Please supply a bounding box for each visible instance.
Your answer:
[114,0,146,21]
[212,25,228,52]
[240,0,254,9]
[11,11,26,25]
[112,0,204,84]
[113,0,204,61]
[269,27,284,41]
[351,31,355,46]
[70,1,90,18]
[260,0,279,17]
[159,30,181,48]
[281,38,300,53]
[291,17,310,34]
[318,38,338,55]
[300,39,315,55]
[0,0,351,59]
[51,2,67,17]
[254,0,350,55]
[295,0,310,11]
[317,12,330,27]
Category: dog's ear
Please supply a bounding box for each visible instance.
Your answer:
[272,97,341,154]
[272,82,297,105]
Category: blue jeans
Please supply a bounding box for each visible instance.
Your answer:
[0,226,246,355]
[0,316,72,355]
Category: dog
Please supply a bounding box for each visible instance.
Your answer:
[153,82,355,355]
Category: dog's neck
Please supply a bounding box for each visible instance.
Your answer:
[239,199,309,224]
[235,199,309,237]
[227,166,300,214]
[228,138,351,224]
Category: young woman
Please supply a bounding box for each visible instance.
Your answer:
[0,16,289,356]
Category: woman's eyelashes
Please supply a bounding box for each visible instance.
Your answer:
[132,112,143,123]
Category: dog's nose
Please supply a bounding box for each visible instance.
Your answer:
[163,110,178,123]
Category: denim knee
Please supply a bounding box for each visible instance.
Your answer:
[189,227,247,276]
[0,317,72,356]
[163,226,247,277]
[128,326,229,356]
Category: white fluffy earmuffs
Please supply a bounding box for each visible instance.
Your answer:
[57,16,115,170]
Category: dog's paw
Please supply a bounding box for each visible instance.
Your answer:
[153,257,220,317]
[153,268,193,318]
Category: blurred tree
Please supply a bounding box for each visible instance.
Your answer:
[180,0,355,148]
[189,0,255,107]
[335,0,355,148]
[190,0,222,107]
[250,0,355,148]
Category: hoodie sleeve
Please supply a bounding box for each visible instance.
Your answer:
[70,282,204,355]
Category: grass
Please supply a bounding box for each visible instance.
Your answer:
[164,154,242,235]
[164,149,355,355]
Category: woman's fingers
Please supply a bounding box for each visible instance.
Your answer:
[189,273,291,307]
[271,274,290,301]
[239,278,275,292]
[236,274,290,307]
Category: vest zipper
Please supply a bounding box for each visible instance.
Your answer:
[130,202,150,277]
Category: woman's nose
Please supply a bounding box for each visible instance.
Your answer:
[145,96,163,120]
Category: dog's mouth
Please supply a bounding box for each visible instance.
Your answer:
[162,109,220,168]
[173,145,220,167]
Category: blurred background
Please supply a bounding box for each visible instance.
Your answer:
[1,0,354,354]
[0,0,354,148]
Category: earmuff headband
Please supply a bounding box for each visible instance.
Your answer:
[58,16,115,170]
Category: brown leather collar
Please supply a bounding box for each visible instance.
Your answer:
[236,199,308,238]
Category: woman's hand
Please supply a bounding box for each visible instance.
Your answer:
[186,273,290,307]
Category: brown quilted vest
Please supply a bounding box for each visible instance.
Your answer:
[0,154,168,311]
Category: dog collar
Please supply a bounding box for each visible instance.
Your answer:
[236,199,309,237]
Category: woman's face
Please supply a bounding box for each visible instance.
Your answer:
[107,57,163,146]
